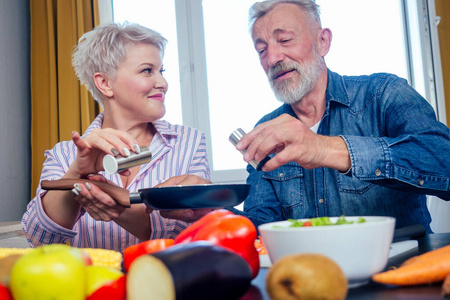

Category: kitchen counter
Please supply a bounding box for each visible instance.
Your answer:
[2,221,449,299]
[0,221,28,248]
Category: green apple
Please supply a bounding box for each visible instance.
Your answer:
[86,265,126,300]
[9,244,87,300]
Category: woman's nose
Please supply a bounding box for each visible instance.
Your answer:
[155,73,168,91]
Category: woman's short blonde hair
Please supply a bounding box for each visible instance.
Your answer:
[72,22,167,106]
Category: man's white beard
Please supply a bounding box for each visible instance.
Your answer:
[268,51,324,105]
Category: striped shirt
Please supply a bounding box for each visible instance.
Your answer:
[22,113,211,252]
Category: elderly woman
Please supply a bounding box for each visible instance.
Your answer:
[22,22,211,251]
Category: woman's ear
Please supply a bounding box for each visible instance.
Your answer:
[317,28,332,57]
[93,72,114,98]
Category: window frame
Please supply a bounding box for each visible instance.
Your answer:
[104,0,446,184]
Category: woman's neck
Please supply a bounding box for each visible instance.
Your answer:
[101,107,156,146]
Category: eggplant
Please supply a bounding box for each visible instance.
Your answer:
[127,241,252,300]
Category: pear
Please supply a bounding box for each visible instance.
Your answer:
[266,253,348,300]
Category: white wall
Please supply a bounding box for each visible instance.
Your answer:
[0,0,31,221]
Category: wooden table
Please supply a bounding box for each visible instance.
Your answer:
[241,233,450,299]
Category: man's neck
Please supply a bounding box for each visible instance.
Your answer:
[291,70,328,128]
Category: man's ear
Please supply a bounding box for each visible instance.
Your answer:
[317,28,332,57]
[93,72,113,98]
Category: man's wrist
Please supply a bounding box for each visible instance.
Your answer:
[324,136,351,172]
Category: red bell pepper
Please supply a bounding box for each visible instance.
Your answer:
[174,209,234,244]
[123,238,174,271]
[174,209,260,278]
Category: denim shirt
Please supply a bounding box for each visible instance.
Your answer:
[231,70,450,233]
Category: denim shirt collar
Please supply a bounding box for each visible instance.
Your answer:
[326,69,351,108]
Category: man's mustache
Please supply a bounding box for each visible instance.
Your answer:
[268,62,300,81]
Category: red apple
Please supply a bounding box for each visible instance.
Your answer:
[80,249,93,266]
[86,265,126,300]
[0,283,12,300]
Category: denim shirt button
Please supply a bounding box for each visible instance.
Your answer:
[375,169,382,176]
[418,179,424,186]
[318,199,324,204]
[279,172,285,178]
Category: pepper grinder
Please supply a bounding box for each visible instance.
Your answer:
[229,128,270,171]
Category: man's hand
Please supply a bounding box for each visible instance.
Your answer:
[236,114,351,172]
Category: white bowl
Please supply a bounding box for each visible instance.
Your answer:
[258,216,395,288]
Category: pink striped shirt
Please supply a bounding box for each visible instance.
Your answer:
[22,113,211,252]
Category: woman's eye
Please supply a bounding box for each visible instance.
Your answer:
[160,68,166,74]
[142,68,152,74]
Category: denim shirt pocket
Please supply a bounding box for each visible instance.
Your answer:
[262,163,305,218]
[336,170,376,194]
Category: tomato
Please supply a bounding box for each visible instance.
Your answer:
[302,221,313,227]
[123,239,174,271]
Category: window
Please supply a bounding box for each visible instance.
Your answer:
[111,0,444,183]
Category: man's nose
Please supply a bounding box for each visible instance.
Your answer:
[266,44,284,67]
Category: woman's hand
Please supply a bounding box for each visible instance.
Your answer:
[69,129,140,178]
[156,174,212,187]
[71,174,126,221]
[148,175,215,222]
[69,174,150,240]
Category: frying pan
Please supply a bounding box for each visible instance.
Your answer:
[40,179,249,210]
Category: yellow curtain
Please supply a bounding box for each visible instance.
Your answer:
[30,0,100,196]
[435,0,450,125]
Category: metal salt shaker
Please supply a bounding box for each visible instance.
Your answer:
[103,145,152,174]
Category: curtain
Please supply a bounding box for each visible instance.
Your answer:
[435,0,450,125]
[30,0,100,195]
[430,0,450,233]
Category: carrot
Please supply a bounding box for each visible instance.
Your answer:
[372,249,450,286]
[401,245,450,267]
[254,237,267,255]
[442,272,450,297]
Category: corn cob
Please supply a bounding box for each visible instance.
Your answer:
[0,247,122,270]
[0,248,32,259]
[81,248,123,270]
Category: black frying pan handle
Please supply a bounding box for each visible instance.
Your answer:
[392,224,426,243]
[41,179,131,208]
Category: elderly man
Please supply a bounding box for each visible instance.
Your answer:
[229,0,450,232]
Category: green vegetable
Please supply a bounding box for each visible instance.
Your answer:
[285,216,366,227]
